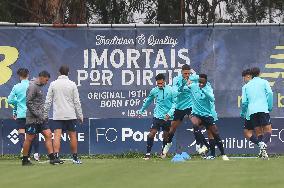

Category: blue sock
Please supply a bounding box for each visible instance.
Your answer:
[249,135,259,145]
[209,139,216,157]
[146,136,154,153]
[214,134,225,155]
[263,132,271,144]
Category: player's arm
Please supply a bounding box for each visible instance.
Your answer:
[189,74,199,83]
[201,84,215,102]
[241,86,248,117]
[139,88,156,114]
[173,76,186,92]
[73,83,84,122]
[26,86,41,118]
[44,83,54,119]
[166,90,177,119]
[7,86,17,106]
[265,80,273,112]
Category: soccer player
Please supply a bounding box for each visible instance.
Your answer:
[7,68,40,161]
[44,65,83,164]
[240,69,261,149]
[189,74,229,160]
[22,71,61,165]
[138,73,176,160]
[241,67,273,159]
[163,64,209,156]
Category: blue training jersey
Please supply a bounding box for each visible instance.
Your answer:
[139,85,176,120]
[241,77,273,118]
[7,79,29,118]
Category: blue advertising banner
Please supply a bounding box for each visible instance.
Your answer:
[2,119,89,154]
[89,118,177,154]
[0,26,283,120]
[90,118,284,155]
[0,26,283,154]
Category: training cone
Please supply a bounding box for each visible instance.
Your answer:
[171,154,185,163]
[181,152,191,160]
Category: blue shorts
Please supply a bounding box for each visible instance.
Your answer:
[250,112,271,127]
[16,118,26,130]
[53,120,77,132]
[243,119,254,130]
[192,114,216,129]
[25,123,50,135]
[151,118,171,132]
[173,108,192,121]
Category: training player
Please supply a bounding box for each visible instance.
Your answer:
[22,71,61,165]
[138,73,176,160]
[241,67,273,159]
[189,74,229,160]
[163,64,210,156]
[7,68,40,161]
[44,65,83,164]
[240,69,261,150]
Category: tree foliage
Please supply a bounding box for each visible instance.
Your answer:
[0,0,283,24]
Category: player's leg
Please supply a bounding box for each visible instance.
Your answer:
[53,121,63,160]
[32,134,40,161]
[259,113,272,159]
[160,121,171,158]
[207,122,229,161]
[244,119,259,146]
[41,126,63,165]
[190,115,209,155]
[17,118,26,156]
[67,120,82,164]
[22,124,36,165]
[206,129,216,159]
[144,118,159,160]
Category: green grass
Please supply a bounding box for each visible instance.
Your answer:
[1,157,284,188]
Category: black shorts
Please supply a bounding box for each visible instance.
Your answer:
[192,114,216,129]
[53,120,77,132]
[243,119,254,130]
[16,118,26,130]
[25,123,50,135]
[250,112,271,127]
[151,118,171,131]
[173,108,192,121]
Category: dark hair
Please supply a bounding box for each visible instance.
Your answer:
[17,68,29,78]
[251,67,260,77]
[155,73,165,81]
[242,69,251,77]
[199,74,207,80]
[59,65,69,76]
[181,64,191,71]
[39,71,51,78]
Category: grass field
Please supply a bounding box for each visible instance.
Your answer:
[1,157,284,188]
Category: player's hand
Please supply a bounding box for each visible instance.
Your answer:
[187,79,192,85]
[12,115,17,120]
[199,83,205,88]
[78,117,83,124]
[165,114,170,121]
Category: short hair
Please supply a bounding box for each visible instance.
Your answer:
[242,69,251,77]
[59,65,69,76]
[39,71,50,78]
[251,67,260,77]
[181,64,191,71]
[155,73,165,81]
[17,68,29,78]
[199,74,207,80]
